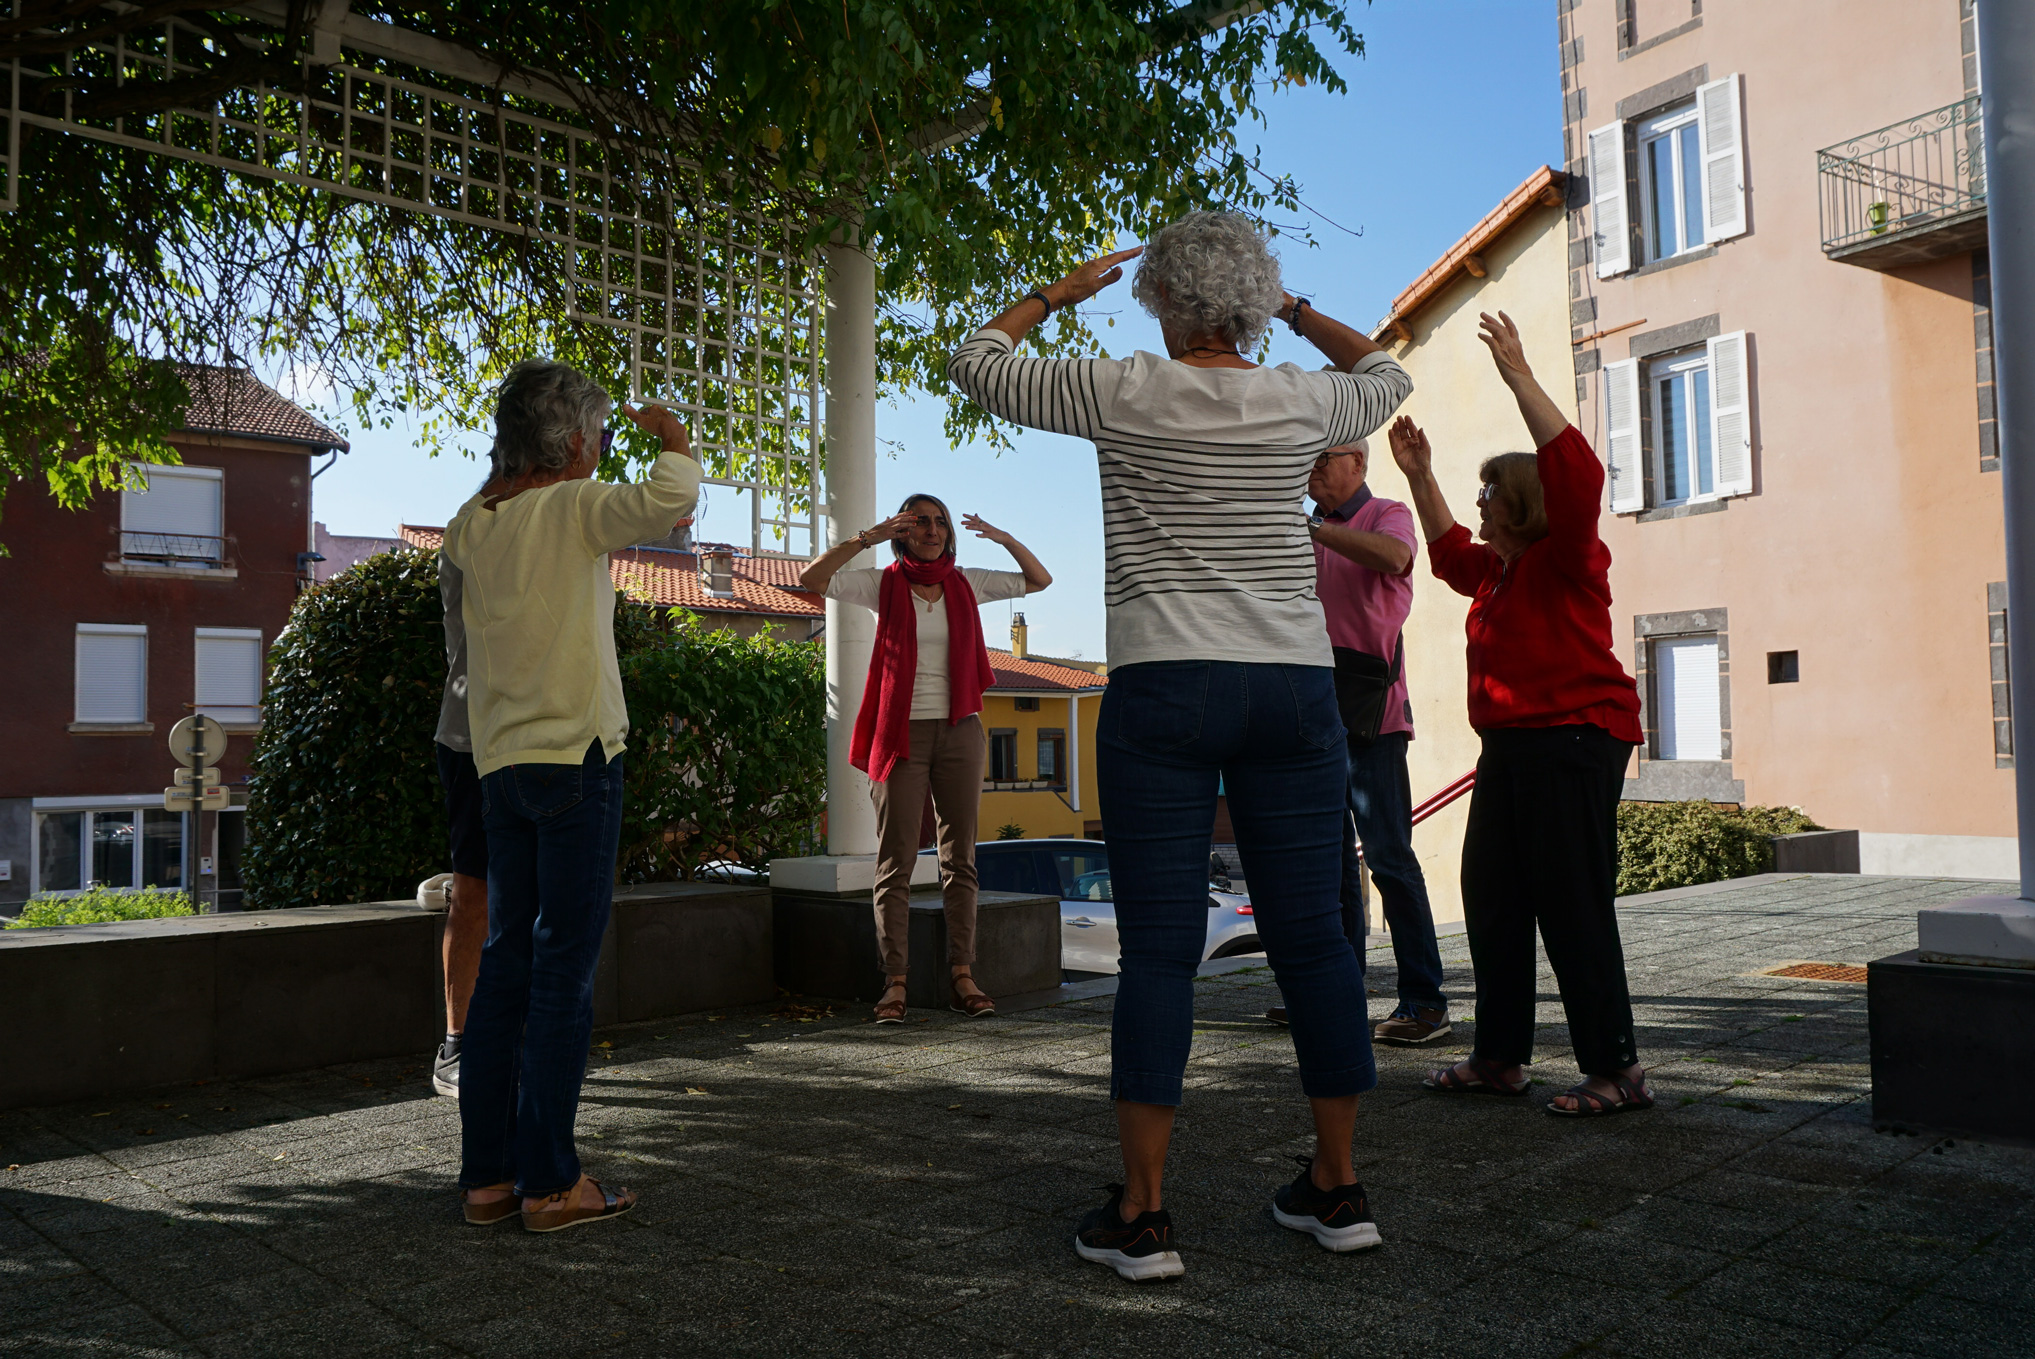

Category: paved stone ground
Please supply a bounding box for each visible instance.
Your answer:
[4,873,2034,1358]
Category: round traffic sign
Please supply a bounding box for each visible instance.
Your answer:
[167,714,229,765]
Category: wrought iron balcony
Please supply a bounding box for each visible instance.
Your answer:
[1818,96,1987,269]
[121,531,226,566]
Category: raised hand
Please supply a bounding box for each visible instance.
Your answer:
[618,401,694,458]
[866,512,918,543]
[1476,311,1534,387]
[1387,415,1433,480]
[961,513,1011,545]
[1048,246,1144,309]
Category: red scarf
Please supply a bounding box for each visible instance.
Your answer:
[850,555,996,783]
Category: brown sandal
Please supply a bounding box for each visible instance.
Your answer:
[950,972,996,1018]
[462,1182,519,1226]
[873,978,908,1024]
[520,1175,637,1233]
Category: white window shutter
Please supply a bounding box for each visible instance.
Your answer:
[1696,74,1747,242]
[1707,331,1754,496]
[1588,121,1631,278]
[195,629,264,722]
[1655,636,1723,761]
[122,465,222,537]
[1603,359,1644,512]
[75,625,147,723]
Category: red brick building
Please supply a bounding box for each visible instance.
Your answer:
[0,371,346,912]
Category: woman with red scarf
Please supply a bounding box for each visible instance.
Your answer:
[798,494,1053,1022]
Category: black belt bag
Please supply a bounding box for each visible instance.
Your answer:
[1332,635,1403,748]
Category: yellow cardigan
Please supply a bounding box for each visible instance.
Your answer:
[443,452,701,777]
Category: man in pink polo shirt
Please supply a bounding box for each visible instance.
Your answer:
[1267,437,1451,1044]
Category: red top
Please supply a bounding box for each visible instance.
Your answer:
[1428,424,1644,744]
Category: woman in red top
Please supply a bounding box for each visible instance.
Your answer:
[1388,312,1651,1117]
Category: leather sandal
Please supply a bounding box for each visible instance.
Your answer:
[462,1182,519,1226]
[1547,1073,1654,1117]
[873,978,908,1024]
[950,971,996,1018]
[520,1175,637,1233]
[1422,1056,1530,1097]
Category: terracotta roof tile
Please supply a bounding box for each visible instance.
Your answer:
[397,525,823,619]
[177,367,350,451]
[986,649,1108,692]
[1373,166,1568,340]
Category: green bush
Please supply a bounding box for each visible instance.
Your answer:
[6,887,196,928]
[617,615,825,881]
[995,823,1026,840]
[1616,801,1823,896]
[242,548,449,910]
[243,550,824,906]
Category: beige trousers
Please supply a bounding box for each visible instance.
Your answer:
[869,714,984,976]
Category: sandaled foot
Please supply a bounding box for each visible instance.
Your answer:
[1547,1071,1653,1117]
[873,979,908,1024]
[462,1181,518,1226]
[521,1174,637,1233]
[950,970,996,1017]
[1422,1056,1530,1097]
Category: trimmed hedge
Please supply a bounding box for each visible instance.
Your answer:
[243,549,824,909]
[1615,800,1822,896]
[5,887,196,929]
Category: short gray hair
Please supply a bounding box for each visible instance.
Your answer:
[1132,212,1285,351]
[488,359,612,481]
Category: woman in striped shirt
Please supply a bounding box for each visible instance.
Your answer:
[949,213,1413,1280]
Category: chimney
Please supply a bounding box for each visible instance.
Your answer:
[1010,612,1028,659]
[699,545,736,599]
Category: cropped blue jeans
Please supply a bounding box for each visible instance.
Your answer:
[1098,661,1376,1105]
[459,739,624,1199]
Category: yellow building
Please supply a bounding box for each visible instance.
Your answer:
[1364,166,1578,927]
[976,616,1107,841]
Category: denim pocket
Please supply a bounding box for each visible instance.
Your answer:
[1284,665,1346,752]
[1113,662,1209,755]
[509,761,586,818]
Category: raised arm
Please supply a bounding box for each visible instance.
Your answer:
[1478,311,1568,448]
[1278,292,1386,373]
[981,247,1143,347]
[576,403,701,555]
[949,249,1139,440]
[1387,417,1458,546]
[797,512,917,594]
[963,514,1051,591]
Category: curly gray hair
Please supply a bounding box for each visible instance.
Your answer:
[488,359,612,481]
[1132,212,1284,351]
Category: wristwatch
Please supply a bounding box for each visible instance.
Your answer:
[1306,513,1325,537]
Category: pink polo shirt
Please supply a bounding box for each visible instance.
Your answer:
[1315,485,1418,738]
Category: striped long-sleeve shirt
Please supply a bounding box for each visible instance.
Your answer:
[948,327,1414,668]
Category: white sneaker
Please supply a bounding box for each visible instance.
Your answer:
[432,1033,461,1099]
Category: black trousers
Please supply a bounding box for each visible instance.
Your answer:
[1461,723,1639,1077]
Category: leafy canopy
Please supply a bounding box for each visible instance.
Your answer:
[2,0,1362,512]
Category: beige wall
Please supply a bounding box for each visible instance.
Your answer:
[1564,0,2010,840]
[1364,203,1579,925]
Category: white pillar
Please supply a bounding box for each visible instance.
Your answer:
[822,230,879,856]
[1066,693,1081,814]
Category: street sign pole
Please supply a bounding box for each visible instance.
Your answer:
[165,713,230,914]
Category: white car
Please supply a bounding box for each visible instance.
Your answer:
[935,838,1262,976]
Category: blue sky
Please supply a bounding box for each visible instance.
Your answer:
[310,0,1560,662]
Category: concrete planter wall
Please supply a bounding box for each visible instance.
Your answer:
[0,881,771,1111]
[772,886,1061,1007]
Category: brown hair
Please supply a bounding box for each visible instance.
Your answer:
[1478,453,1549,543]
[893,492,957,561]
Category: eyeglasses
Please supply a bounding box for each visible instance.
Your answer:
[1312,451,1357,469]
[1475,483,1498,505]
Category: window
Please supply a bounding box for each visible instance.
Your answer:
[1767,651,1799,684]
[1650,348,1714,504]
[987,729,1019,782]
[1638,103,1705,262]
[121,463,224,566]
[1603,332,1753,512]
[1653,636,1723,760]
[1037,729,1067,787]
[1052,850,1112,902]
[195,628,264,724]
[75,624,147,724]
[1014,696,1040,712]
[33,806,185,894]
[1588,74,1746,280]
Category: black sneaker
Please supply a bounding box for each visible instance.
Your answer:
[1271,1156,1381,1252]
[431,1032,461,1100]
[1074,1184,1185,1281]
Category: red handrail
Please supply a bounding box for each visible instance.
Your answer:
[1356,769,1476,862]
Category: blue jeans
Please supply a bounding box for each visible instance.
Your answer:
[1348,733,1448,1013]
[1098,661,1376,1105]
[460,739,624,1198]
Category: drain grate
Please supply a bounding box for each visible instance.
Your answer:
[1765,962,1869,983]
